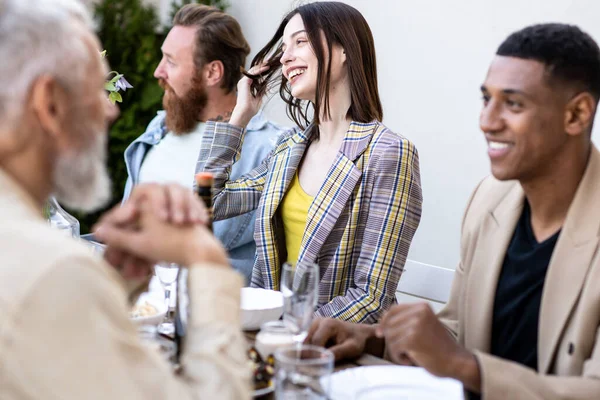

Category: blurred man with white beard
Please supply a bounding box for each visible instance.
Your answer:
[0,0,250,399]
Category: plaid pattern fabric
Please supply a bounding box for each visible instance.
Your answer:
[198,120,422,323]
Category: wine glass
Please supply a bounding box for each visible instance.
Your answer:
[154,263,179,334]
[280,262,319,344]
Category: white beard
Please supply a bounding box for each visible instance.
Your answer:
[52,131,111,213]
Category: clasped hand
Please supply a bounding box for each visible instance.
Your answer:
[94,183,227,281]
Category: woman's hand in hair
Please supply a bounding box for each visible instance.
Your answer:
[230,63,270,129]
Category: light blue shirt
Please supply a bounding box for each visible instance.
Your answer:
[123,111,283,284]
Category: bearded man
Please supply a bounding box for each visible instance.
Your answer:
[123,4,282,283]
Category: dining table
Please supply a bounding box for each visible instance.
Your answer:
[243,330,394,399]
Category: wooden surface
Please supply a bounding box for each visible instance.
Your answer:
[245,330,392,399]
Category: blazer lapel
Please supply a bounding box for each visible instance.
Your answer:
[298,121,376,264]
[299,154,361,264]
[264,129,311,221]
[538,147,600,373]
[464,184,524,352]
[256,128,311,289]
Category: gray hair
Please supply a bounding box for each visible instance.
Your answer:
[0,0,95,130]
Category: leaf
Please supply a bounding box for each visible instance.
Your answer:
[112,91,123,102]
[104,82,117,91]
[100,50,107,58]
[108,91,122,104]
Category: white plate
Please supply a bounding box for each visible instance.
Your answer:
[253,382,274,398]
[130,294,168,327]
[327,365,464,400]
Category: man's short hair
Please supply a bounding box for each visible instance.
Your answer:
[173,4,250,93]
[0,0,93,130]
[497,23,600,102]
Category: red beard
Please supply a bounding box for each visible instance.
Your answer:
[159,76,208,134]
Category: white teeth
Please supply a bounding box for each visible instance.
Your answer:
[488,141,510,150]
[289,68,306,79]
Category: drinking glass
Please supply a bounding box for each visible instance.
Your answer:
[154,263,179,334]
[255,321,296,359]
[275,344,333,400]
[280,262,319,343]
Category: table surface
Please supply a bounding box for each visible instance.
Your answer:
[244,330,393,399]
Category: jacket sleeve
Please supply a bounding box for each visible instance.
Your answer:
[314,137,422,323]
[474,348,600,400]
[2,254,250,400]
[196,121,291,221]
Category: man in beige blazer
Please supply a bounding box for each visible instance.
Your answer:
[307,23,600,399]
[0,0,250,399]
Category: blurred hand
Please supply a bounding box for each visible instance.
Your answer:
[94,200,228,268]
[93,196,151,281]
[124,183,209,226]
[103,246,151,281]
[305,318,382,361]
[93,183,217,281]
[377,303,477,378]
[229,64,270,128]
[92,183,209,280]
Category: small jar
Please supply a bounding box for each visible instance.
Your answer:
[255,321,296,359]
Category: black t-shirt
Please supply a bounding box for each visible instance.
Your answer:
[470,202,559,399]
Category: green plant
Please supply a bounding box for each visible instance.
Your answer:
[69,0,166,233]
[101,50,133,104]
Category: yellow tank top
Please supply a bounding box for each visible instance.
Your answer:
[280,173,314,264]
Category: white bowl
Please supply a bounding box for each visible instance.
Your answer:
[241,288,284,331]
[130,295,168,327]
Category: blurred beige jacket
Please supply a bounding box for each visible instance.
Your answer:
[0,169,251,400]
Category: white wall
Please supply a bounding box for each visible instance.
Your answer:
[227,0,600,272]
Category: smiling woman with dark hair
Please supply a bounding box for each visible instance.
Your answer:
[246,1,384,131]
[198,1,423,323]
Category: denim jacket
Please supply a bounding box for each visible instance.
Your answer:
[123,110,282,283]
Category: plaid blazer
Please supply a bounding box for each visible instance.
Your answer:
[198,120,422,323]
